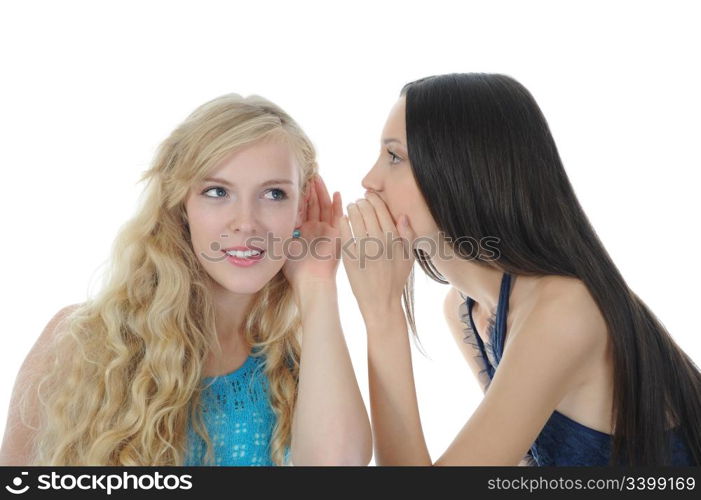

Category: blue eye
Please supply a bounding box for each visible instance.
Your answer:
[387,148,401,165]
[202,186,228,198]
[201,186,288,201]
[264,188,288,201]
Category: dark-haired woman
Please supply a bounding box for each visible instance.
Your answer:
[340,73,700,466]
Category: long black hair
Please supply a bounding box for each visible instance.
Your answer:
[399,72,701,465]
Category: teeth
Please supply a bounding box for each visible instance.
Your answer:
[226,249,262,258]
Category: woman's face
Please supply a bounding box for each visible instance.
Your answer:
[361,96,440,243]
[185,135,305,296]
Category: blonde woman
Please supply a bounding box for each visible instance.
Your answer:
[0,94,371,466]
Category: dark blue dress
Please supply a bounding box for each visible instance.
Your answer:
[458,272,695,465]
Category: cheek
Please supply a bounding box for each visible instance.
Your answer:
[398,177,438,236]
[184,201,230,255]
[385,174,424,218]
[187,216,220,255]
[258,207,299,256]
[264,203,299,229]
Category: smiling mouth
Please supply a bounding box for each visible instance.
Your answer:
[222,249,265,259]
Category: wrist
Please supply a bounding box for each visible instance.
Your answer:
[362,300,405,330]
[292,278,337,301]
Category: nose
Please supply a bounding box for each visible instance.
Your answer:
[361,162,382,192]
[228,201,258,235]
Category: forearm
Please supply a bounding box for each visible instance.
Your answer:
[290,281,372,465]
[366,302,432,465]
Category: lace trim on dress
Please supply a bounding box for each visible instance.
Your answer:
[457,291,499,391]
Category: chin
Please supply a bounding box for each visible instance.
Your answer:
[217,277,270,295]
[208,264,282,296]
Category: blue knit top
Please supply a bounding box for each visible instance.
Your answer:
[184,350,290,466]
[458,272,695,466]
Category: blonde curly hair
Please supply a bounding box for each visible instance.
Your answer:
[22,94,317,465]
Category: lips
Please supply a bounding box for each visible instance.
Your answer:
[222,248,265,268]
[221,244,265,264]
[221,245,264,253]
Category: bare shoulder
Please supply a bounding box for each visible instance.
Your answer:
[19,302,83,375]
[533,276,606,326]
[515,276,608,358]
[27,303,83,360]
[0,302,83,465]
[37,303,82,342]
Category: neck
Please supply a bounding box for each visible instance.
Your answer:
[209,281,256,348]
[428,237,547,318]
[432,248,506,313]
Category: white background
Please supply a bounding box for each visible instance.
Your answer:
[1,1,699,465]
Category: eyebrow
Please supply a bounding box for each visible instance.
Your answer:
[383,138,405,146]
[202,177,294,187]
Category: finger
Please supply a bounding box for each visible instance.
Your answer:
[338,214,356,259]
[396,213,417,244]
[355,198,382,238]
[346,202,367,238]
[364,192,397,234]
[316,175,332,225]
[307,176,320,221]
[332,191,343,228]
[301,182,312,223]
[387,213,416,262]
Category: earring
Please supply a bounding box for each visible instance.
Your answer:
[292,228,301,238]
